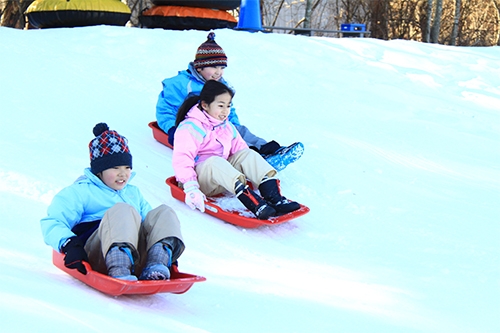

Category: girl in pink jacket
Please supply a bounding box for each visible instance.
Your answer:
[172,80,299,220]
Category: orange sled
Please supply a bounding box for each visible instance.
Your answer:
[166,176,310,228]
[53,250,206,296]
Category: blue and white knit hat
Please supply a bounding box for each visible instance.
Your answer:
[193,32,227,69]
[89,123,132,175]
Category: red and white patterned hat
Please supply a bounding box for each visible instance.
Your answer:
[194,32,227,69]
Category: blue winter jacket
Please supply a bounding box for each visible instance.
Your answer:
[40,168,152,252]
[156,62,241,133]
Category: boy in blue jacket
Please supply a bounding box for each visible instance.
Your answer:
[40,123,185,281]
[156,32,304,172]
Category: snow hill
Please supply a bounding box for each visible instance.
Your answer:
[0,26,499,333]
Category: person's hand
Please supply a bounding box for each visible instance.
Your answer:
[183,181,206,213]
[61,236,89,275]
[167,126,176,146]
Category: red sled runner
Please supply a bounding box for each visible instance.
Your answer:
[149,121,173,149]
[166,176,310,228]
[52,250,206,296]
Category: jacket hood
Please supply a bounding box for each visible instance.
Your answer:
[188,62,205,83]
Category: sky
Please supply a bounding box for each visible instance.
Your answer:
[0,25,499,333]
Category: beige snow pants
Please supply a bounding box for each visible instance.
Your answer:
[85,203,184,275]
[195,148,277,197]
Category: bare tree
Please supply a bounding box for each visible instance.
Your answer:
[460,0,499,46]
[449,0,461,45]
[430,0,443,42]
[492,0,500,45]
[423,0,433,42]
[125,0,153,27]
[0,0,33,28]
[267,0,285,26]
[388,0,423,40]
[304,0,313,29]
[370,0,388,39]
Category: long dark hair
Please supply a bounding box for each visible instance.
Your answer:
[175,80,235,127]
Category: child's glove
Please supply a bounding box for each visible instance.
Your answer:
[61,236,89,275]
[259,140,281,156]
[167,126,176,146]
[183,181,206,213]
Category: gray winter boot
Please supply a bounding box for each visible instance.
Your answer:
[139,242,172,280]
[105,245,138,281]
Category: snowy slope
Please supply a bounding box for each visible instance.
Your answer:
[0,26,499,333]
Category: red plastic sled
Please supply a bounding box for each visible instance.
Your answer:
[149,121,173,149]
[166,176,310,228]
[52,250,206,296]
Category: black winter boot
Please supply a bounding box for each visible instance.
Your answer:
[259,178,301,215]
[235,181,276,220]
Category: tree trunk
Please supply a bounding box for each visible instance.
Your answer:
[270,0,286,27]
[370,0,388,40]
[303,0,313,29]
[430,0,443,43]
[450,0,462,45]
[492,0,500,45]
[424,0,433,42]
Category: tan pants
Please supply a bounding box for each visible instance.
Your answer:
[85,203,184,275]
[195,148,277,197]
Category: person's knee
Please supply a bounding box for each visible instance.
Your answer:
[205,155,227,165]
[105,203,141,226]
[109,202,133,211]
[147,204,175,218]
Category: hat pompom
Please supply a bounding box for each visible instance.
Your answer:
[206,32,215,42]
[93,123,109,137]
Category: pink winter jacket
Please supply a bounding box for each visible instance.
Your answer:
[172,105,249,184]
